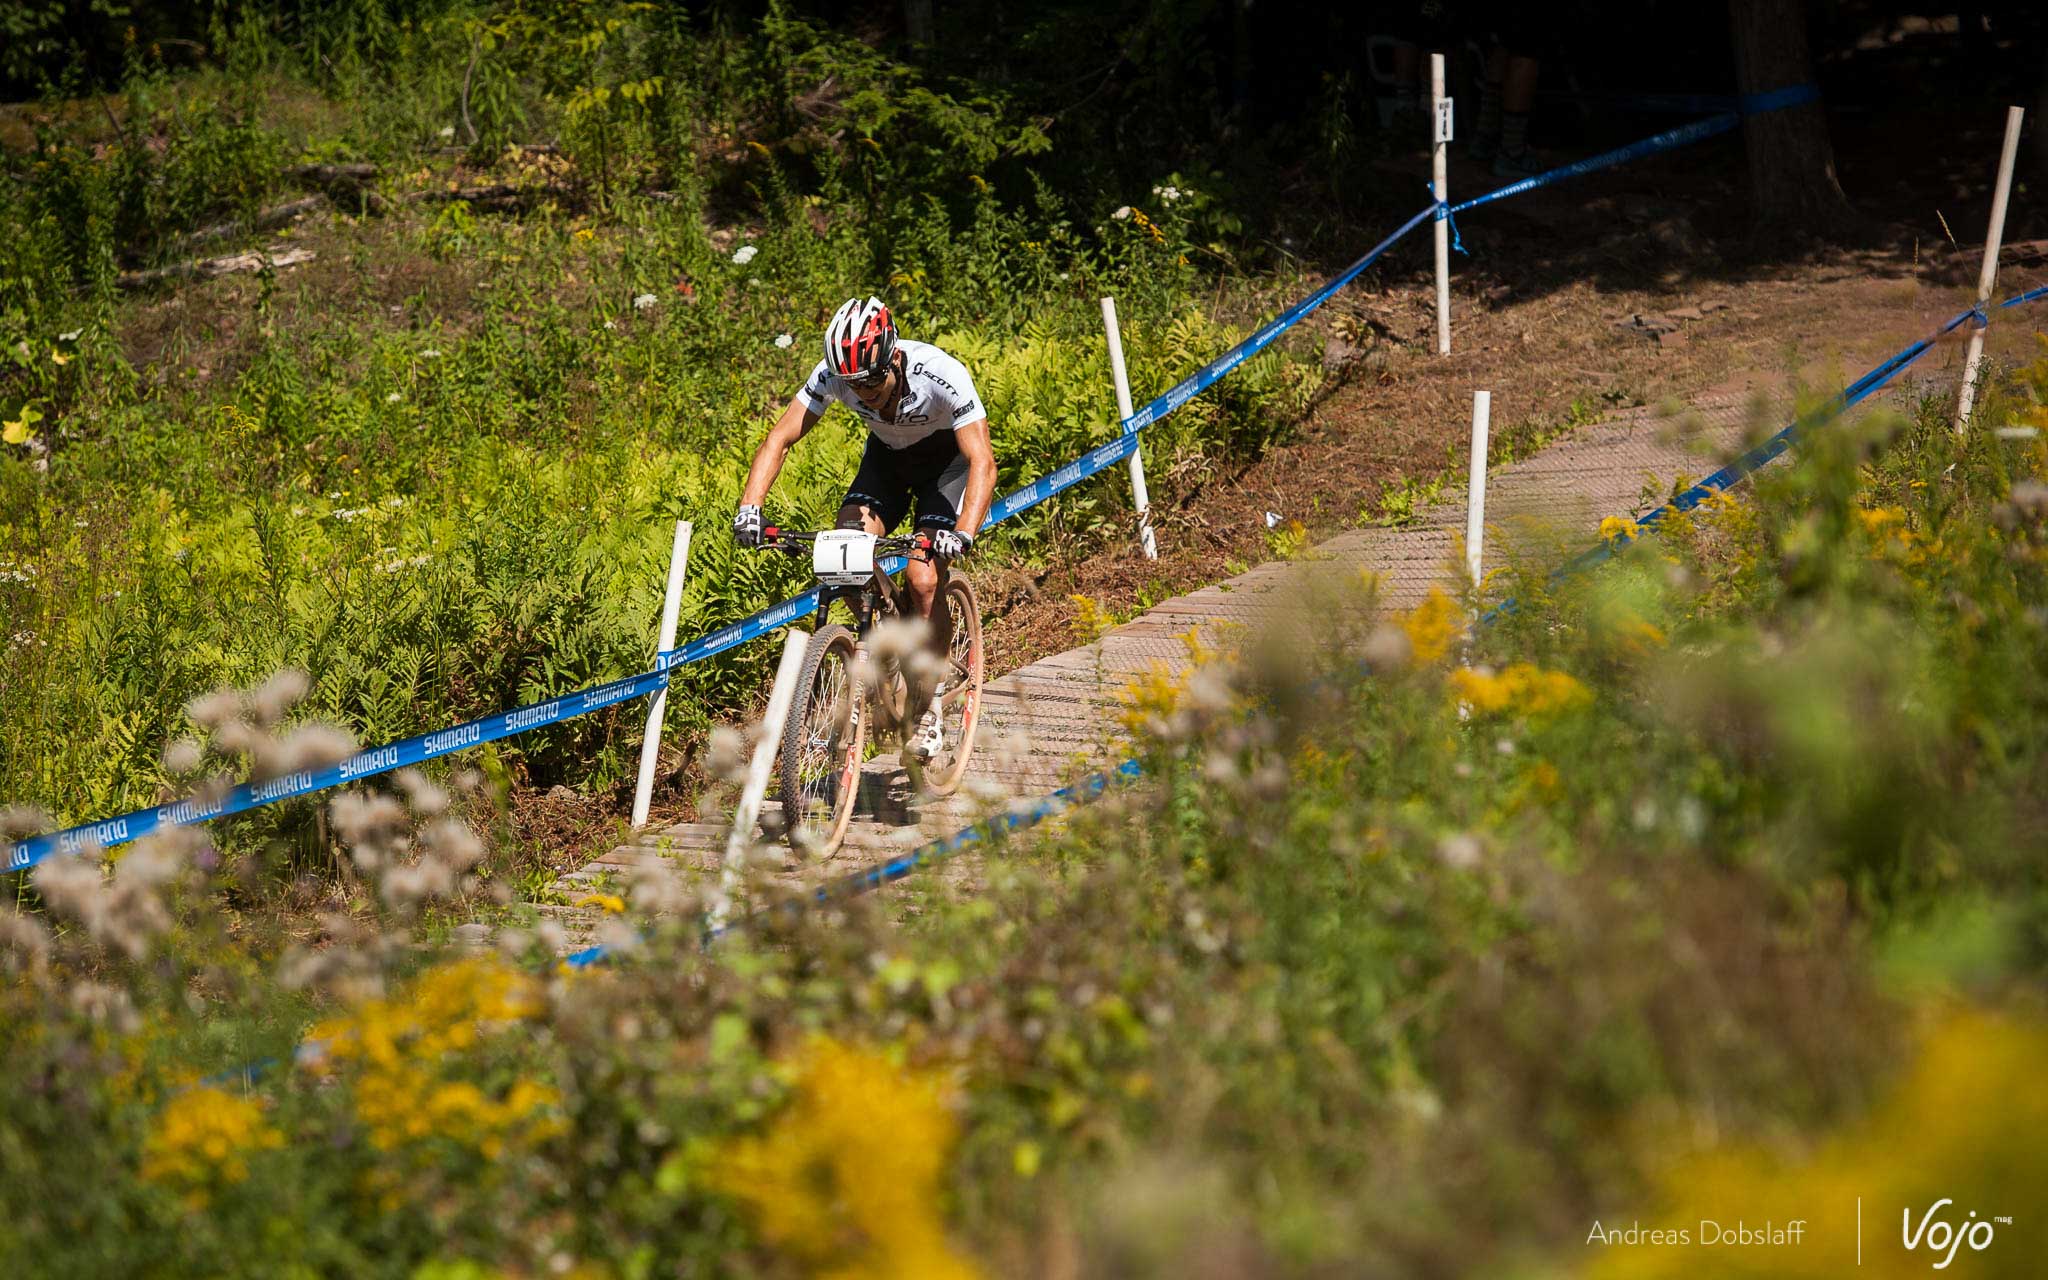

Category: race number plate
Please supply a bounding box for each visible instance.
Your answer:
[812,529,877,585]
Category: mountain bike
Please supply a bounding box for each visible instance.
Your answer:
[755,526,984,855]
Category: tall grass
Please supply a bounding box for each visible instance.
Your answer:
[0,4,1321,842]
[5,360,2047,1275]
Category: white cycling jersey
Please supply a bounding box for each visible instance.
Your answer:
[798,338,987,450]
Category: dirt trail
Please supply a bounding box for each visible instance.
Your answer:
[538,266,2042,947]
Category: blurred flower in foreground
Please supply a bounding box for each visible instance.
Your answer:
[1398,587,1463,667]
[714,1037,980,1279]
[1448,663,1591,719]
[140,1086,283,1209]
[1582,1009,2048,1279]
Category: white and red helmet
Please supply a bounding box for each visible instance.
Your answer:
[823,295,898,380]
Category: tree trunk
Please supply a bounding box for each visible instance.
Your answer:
[1727,0,1853,233]
[2033,44,2048,180]
[903,0,934,48]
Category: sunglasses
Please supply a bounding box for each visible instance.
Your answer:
[846,367,891,390]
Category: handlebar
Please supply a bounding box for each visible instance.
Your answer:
[758,527,934,557]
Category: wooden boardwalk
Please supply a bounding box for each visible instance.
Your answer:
[533,386,1813,946]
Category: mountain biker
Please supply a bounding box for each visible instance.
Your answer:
[732,295,996,763]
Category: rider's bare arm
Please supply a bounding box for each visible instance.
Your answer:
[740,396,822,508]
[951,419,997,537]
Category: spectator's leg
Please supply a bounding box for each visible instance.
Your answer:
[1492,54,1542,178]
[1471,45,1507,161]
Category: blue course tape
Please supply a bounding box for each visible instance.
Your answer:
[1453,83,1815,215]
[1541,84,1819,117]
[1453,113,1740,213]
[1120,205,1437,435]
[1522,284,2043,593]
[558,758,1152,968]
[0,86,1834,875]
[6,668,673,874]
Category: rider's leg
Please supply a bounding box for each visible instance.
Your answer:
[836,501,887,536]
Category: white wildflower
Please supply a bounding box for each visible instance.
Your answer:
[185,688,243,732]
[1436,832,1484,871]
[633,293,657,310]
[705,726,748,782]
[627,861,691,917]
[385,391,402,403]
[774,333,794,348]
[421,818,485,873]
[596,916,642,956]
[57,329,81,342]
[395,768,450,817]
[380,856,456,910]
[163,737,205,775]
[0,911,50,972]
[1112,206,1132,220]
[251,670,311,725]
[438,125,455,140]
[420,348,442,359]
[265,721,359,775]
[731,244,758,265]
[69,981,139,1033]
[0,805,53,840]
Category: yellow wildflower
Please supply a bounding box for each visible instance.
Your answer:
[572,227,595,242]
[1070,593,1115,643]
[1583,1009,2048,1279]
[1448,663,1591,719]
[714,1037,981,1280]
[1114,628,1224,741]
[140,1086,283,1207]
[573,892,626,914]
[1398,588,1463,667]
[1599,514,1636,544]
[306,958,559,1157]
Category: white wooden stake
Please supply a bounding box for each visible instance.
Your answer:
[1100,296,1159,559]
[1957,104,2025,431]
[709,627,809,929]
[1466,390,1490,589]
[1431,52,1451,356]
[631,520,692,828]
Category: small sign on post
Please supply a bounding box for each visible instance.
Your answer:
[1434,97,1455,145]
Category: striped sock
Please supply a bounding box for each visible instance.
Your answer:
[1501,110,1530,156]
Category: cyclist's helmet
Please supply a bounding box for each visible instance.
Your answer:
[823,295,898,382]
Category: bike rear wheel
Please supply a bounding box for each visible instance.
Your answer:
[778,625,866,855]
[917,575,984,796]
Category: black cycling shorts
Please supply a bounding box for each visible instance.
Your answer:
[841,430,968,533]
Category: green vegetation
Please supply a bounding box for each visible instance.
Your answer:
[0,4,1322,843]
[5,342,2048,1274]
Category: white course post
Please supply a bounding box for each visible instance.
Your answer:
[631,520,692,829]
[1100,296,1159,559]
[709,627,809,930]
[1431,52,1452,356]
[1957,104,2025,431]
[1466,390,1491,590]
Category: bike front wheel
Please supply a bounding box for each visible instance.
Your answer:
[778,624,867,855]
[917,574,985,797]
